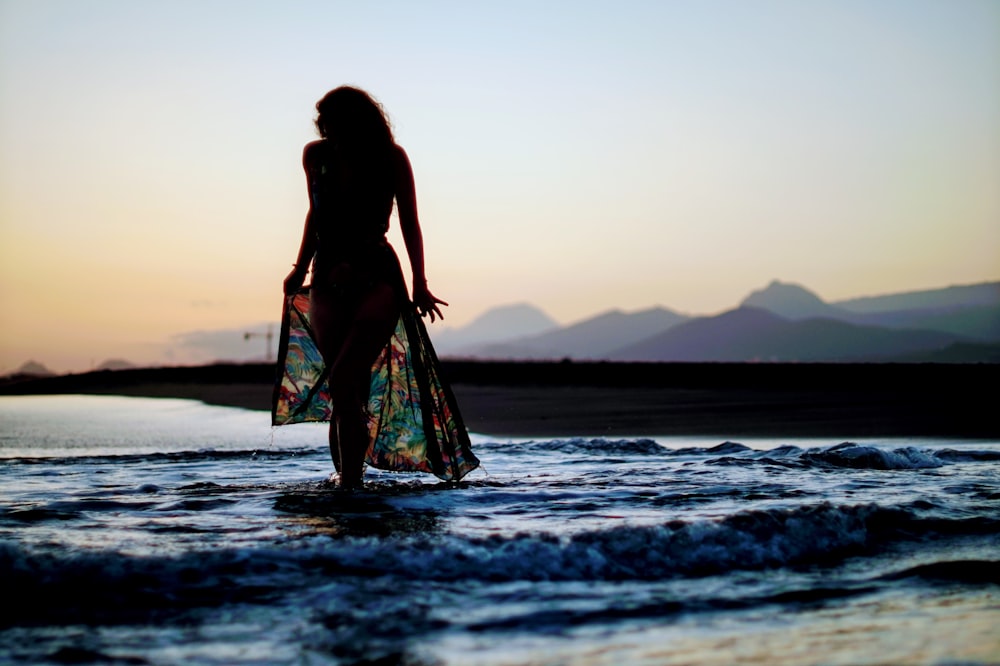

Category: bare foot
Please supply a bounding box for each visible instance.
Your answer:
[338,476,365,491]
[325,472,364,491]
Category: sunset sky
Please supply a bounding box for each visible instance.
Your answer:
[1,0,998,372]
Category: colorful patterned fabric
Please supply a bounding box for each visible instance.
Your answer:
[272,288,479,482]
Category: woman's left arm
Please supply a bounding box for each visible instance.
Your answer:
[284,145,321,294]
[394,145,448,321]
[284,210,316,295]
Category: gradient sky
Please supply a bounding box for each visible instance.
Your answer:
[1,0,998,372]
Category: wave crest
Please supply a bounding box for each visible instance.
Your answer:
[7,501,992,626]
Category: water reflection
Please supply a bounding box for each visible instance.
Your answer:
[273,481,450,537]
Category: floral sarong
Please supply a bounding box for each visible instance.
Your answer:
[272,288,479,482]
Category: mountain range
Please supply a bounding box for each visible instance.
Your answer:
[13,280,995,375]
[432,280,1000,363]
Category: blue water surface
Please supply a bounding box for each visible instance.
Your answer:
[1,395,998,665]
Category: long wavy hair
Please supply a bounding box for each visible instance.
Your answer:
[312,86,396,225]
[315,86,394,150]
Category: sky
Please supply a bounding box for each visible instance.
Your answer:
[1,0,998,373]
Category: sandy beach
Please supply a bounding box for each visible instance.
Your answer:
[2,361,995,438]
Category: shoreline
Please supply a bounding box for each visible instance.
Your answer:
[2,361,996,438]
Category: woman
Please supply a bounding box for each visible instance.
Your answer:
[277,86,478,488]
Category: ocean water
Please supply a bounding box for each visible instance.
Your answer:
[1,395,998,666]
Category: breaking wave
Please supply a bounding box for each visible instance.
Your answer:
[4,501,996,626]
[479,438,999,471]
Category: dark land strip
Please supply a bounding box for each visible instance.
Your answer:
[1,362,996,438]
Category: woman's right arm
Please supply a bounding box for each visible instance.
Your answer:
[284,144,320,295]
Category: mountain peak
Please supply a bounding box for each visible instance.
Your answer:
[96,358,136,371]
[432,303,560,355]
[460,303,558,333]
[741,280,838,320]
[749,280,824,301]
[14,360,56,377]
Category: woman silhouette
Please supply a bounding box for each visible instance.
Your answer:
[277,86,478,488]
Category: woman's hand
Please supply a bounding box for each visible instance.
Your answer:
[413,282,448,322]
[284,265,307,295]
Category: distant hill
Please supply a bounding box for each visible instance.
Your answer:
[458,307,689,359]
[432,303,559,355]
[852,304,1000,342]
[12,360,56,377]
[96,358,136,371]
[170,323,278,365]
[833,281,1000,313]
[739,279,1000,343]
[1,360,58,385]
[610,307,966,362]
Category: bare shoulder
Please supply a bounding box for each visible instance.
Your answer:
[391,143,414,180]
[302,140,325,167]
[391,143,411,166]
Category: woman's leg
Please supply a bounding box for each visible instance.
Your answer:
[309,292,349,474]
[311,282,399,488]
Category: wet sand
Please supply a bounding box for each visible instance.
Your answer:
[2,361,996,438]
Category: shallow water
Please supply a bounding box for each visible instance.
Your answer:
[1,395,998,665]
